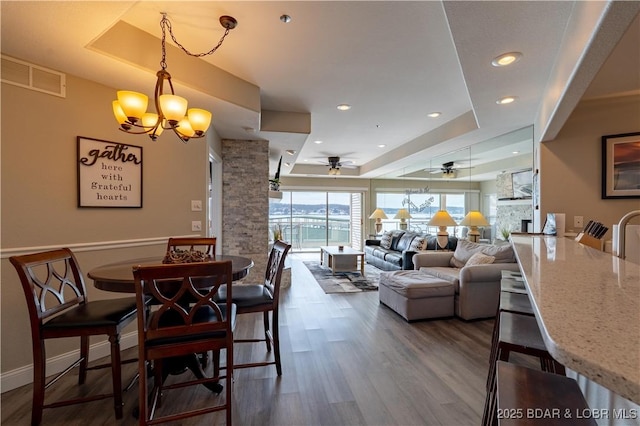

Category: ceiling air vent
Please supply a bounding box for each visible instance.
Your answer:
[1,55,66,98]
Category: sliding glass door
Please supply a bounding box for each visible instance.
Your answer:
[269,191,362,252]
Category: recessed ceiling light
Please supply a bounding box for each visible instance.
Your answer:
[314,140,323,144]
[284,162,291,167]
[428,112,441,118]
[286,150,296,155]
[337,104,351,111]
[512,151,520,155]
[280,14,292,23]
[303,159,309,162]
[496,96,517,105]
[491,52,523,67]
[378,144,386,148]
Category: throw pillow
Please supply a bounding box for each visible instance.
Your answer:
[409,236,427,251]
[449,239,485,268]
[466,252,496,266]
[380,231,393,249]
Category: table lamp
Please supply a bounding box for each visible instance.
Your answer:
[369,208,388,234]
[427,210,458,249]
[460,211,489,242]
[394,208,412,230]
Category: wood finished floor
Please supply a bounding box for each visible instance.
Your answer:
[1,254,501,425]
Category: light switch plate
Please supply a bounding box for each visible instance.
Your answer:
[191,200,202,211]
[191,221,202,232]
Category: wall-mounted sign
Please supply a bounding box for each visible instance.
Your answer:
[77,136,142,208]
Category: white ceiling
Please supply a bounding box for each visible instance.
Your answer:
[2,1,639,181]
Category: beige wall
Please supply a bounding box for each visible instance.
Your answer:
[1,72,214,376]
[539,94,640,235]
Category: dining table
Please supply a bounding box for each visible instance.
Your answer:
[88,254,254,394]
[89,254,254,293]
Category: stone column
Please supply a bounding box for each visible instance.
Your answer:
[221,139,269,282]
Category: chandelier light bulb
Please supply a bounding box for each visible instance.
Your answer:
[112,101,129,128]
[117,91,148,122]
[187,108,212,134]
[177,117,196,140]
[141,113,163,139]
[159,94,188,123]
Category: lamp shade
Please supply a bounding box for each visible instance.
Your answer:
[394,209,412,220]
[176,117,196,138]
[369,209,388,220]
[459,211,489,227]
[116,91,148,120]
[428,210,457,227]
[188,108,212,133]
[159,94,188,122]
[112,101,128,126]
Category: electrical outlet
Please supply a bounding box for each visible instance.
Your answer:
[191,200,202,211]
[191,221,202,232]
[574,216,584,228]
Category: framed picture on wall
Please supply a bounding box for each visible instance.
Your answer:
[77,136,143,208]
[602,132,640,199]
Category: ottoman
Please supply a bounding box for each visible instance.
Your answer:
[379,270,454,321]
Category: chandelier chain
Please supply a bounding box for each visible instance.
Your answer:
[160,14,231,65]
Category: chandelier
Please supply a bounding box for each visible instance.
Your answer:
[112,13,237,143]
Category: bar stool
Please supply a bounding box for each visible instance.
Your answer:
[487,291,536,383]
[482,311,566,425]
[501,277,528,295]
[491,361,597,425]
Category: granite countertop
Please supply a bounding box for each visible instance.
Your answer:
[510,234,640,405]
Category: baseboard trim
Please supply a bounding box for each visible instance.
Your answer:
[1,331,138,393]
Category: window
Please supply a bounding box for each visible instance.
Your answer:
[375,191,465,236]
[269,191,362,252]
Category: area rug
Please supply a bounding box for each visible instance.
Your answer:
[303,261,381,294]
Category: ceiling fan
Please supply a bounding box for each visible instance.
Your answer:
[319,156,357,175]
[425,161,473,178]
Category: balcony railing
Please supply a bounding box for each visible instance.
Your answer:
[269,215,350,250]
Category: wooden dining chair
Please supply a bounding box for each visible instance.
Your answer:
[216,240,291,375]
[164,237,216,263]
[9,248,139,425]
[133,260,235,425]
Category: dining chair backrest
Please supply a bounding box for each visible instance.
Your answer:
[10,248,87,332]
[227,239,291,376]
[133,260,232,345]
[132,260,235,424]
[10,248,138,423]
[264,240,292,302]
[164,237,216,263]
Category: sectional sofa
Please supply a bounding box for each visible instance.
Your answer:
[364,230,458,271]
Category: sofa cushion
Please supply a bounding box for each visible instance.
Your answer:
[480,243,516,264]
[449,240,516,268]
[379,231,394,249]
[383,251,403,267]
[419,267,461,292]
[450,239,486,267]
[394,232,417,252]
[389,230,408,251]
[466,252,495,266]
[366,246,390,260]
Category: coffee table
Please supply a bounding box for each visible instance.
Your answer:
[320,246,366,277]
